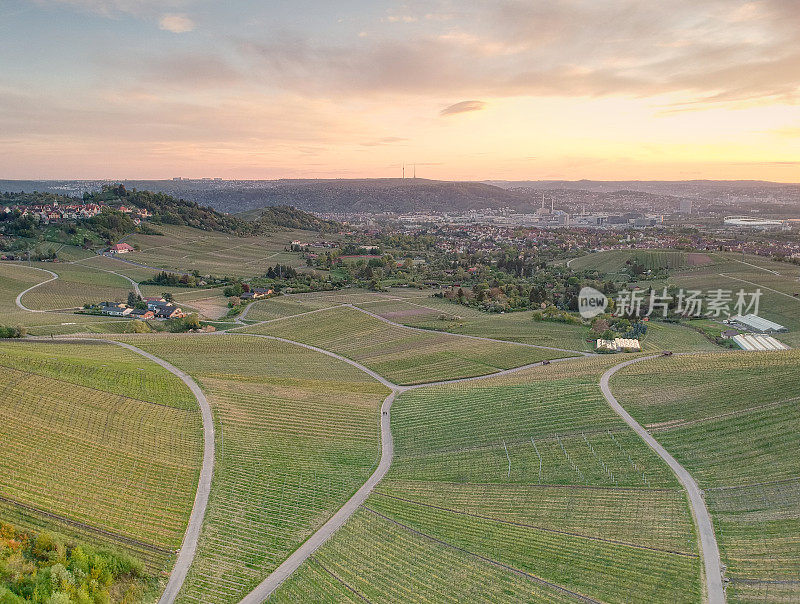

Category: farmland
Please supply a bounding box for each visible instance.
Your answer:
[0,262,134,334]
[240,305,578,384]
[569,249,691,274]
[120,224,328,278]
[0,340,202,573]
[119,334,389,603]
[17,261,134,311]
[270,356,702,603]
[611,351,800,603]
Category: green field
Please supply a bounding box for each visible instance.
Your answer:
[272,355,701,603]
[569,249,692,274]
[612,351,800,602]
[16,261,135,311]
[0,341,202,572]
[639,322,720,352]
[666,254,800,347]
[119,334,389,603]
[120,224,323,278]
[240,306,578,384]
[0,262,136,335]
[355,295,595,351]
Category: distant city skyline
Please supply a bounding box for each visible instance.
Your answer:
[2,0,799,182]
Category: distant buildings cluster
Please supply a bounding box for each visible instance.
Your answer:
[2,201,151,224]
[2,202,103,223]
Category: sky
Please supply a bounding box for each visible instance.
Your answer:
[1,0,799,181]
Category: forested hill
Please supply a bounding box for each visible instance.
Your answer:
[89,185,338,233]
[0,179,532,214]
[1,185,339,239]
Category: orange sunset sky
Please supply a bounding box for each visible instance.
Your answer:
[1,0,799,181]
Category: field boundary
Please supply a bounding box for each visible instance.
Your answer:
[348,303,594,356]
[12,264,59,312]
[235,331,595,603]
[21,337,215,604]
[601,355,725,604]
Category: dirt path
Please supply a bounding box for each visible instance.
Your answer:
[600,355,725,604]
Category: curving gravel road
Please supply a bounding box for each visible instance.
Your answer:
[600,356,725,604]
[27,337,216,604]
[13,265,59,312]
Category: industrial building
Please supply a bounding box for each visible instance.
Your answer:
[726,314,788,333]
[732,334,789,351]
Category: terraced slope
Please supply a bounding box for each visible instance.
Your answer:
[612,351,800,603]
[271,356,702,603]
[122,334,389,603]
[121,224,316,278]
[0,340,202,572]
[241,306,578,384]
[570,249,689,274]
[19,261,135,310]
[356,296,594,351]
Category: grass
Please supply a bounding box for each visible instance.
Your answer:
[240,306,578,385]
[0,341,202,572]
[118,334,389,604]
[639,322,720,352]
[271,355,702,603]
[611,351,800,602]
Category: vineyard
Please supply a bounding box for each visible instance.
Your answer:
[241,306,576,384]
[121,224,317,278]
[569,249,689,274]
[0,341,202,572]
[356,296,594,351]
[18,261,135,310]
[270,355,702,603]
[122,334,389,603]
[639,322,719,353]
[612,351,800,603]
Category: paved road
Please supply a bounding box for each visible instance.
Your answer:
[237,331,588,603]
[26,337,216,604]
[13,265,59,312]
[600,356,726,604]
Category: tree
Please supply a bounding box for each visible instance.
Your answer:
[127,291,137,307]
[163,292,174,302]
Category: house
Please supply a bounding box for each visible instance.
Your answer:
[147,300,184,318]
[596,338,642,352]
[252,287,273,298]
[129,308,155,319]
[99,305,132,316]
[240,292,255,301]
[110,243,135,254]
[144,296,166,303]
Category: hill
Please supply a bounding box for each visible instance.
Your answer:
[0,179,532,214]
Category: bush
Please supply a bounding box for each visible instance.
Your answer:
[0,325,25,339]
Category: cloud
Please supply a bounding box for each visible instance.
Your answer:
[31,0,189,18]
[361,136,408,146]
[234,0,800,107]
[440,100,486,116]
[158,13,194,33]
